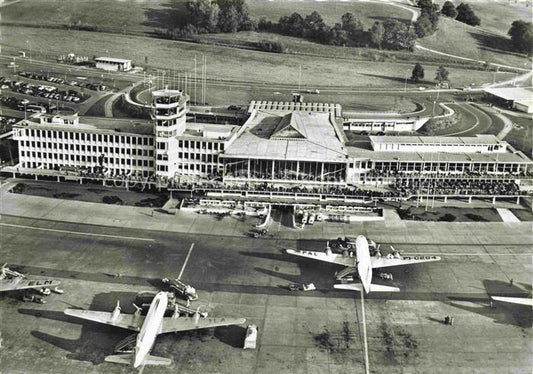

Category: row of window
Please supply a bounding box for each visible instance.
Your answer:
[179,153,218,163]
[178,140,224,151]
[21,128,154,146]
[20,141,154,157]
[20,152,154,167]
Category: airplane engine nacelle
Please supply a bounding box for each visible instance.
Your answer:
[325,248,333,256]
[111,301,121,322]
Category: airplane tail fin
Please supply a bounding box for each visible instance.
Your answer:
[105,354,133,365]
[105,354,172,366]
[334,283,400,292]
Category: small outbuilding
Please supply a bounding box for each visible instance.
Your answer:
[95,57,132,72]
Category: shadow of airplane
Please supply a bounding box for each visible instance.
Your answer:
[8,264,161,288]
[23,290,249,366]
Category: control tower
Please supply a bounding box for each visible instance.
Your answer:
[151,88,189,178]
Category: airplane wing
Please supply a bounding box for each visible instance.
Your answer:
[0,278,60,292]
[334,283,400,292]
[286,249,356,267]
[491,296,533,306]
[64,309,145,331]
[370,255,441,269]
[160,317,246,334]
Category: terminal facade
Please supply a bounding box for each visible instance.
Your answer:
[11,89,533,193]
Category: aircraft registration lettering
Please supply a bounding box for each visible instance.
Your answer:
[402,256,438,260]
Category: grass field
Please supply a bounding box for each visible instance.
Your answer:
[1,0,412,32]
[467,1,532,37]
[4,0,530,72]
[1,0,184,33]
[247,0,413,28]
[417,16,530,69]
[2,26,515,90]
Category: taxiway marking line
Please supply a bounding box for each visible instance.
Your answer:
[0,223,155,242]
[178,243,195,280]
[403,253,533,256]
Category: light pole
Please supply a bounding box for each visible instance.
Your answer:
[404,69,409,93]
[26,40,32,63]
[298,65,302,92]
[194,55,197,104]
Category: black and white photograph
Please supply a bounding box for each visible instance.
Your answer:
[0,0,531,372]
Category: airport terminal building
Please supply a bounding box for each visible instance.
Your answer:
[11,89,533,195]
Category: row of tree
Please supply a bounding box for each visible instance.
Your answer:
[440,1,480,26]
[260,11,416,51]
[185,0,256,34]
[410,63,449,84]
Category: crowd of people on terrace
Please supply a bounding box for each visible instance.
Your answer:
[19,167,526,198]
[366,168,532,179]
[394,179,520,197]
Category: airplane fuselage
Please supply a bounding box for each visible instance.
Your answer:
[134,291,168,368]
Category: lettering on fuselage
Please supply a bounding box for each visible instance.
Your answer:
[402,256,438,260]
[299,251,323,257]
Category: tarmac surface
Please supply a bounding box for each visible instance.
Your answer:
[0,182,532,374]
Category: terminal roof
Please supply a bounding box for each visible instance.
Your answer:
[223,110,347,162]
[483,87,533,101]
[22,116,153,136]
[369,134,503,145]
[347,147,532,163]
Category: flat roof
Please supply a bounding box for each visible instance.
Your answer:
[152,88,183,97]
[180,123,238,140]
[483,87,533,101]
[347,147,532,163]
[223,110,347,162]
[95,57,132,64]
[21,116,153,136]
[369,134,503,146]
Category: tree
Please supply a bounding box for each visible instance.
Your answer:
[441,1,457,18]
[411,63,425,82]
[331,23,349,46]
[417,0,433,9]
[341,13,363,37]
[370,21,384,49]
[508,20,533,55]
[435,66,449,83]
[456,3,480,26]
[186,0,220,32]
[414,14,434,37]
[279,12,305,37]
[303,11,327,40]
[218,5,239,32]
[382,19,417,51]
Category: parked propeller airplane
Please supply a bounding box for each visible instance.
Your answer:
[0,263,61,293]
[64,291,246,368]
[286,235,441,293]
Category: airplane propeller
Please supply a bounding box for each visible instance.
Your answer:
[132,303,142,316]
